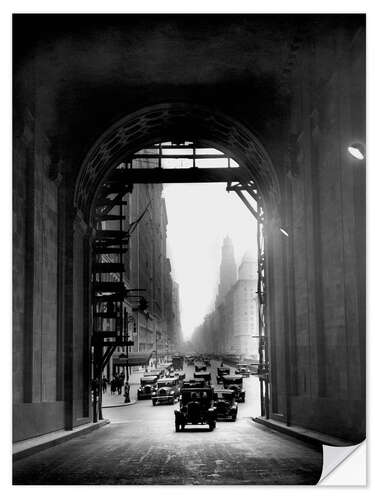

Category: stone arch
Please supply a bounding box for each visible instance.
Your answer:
[74,102,281,222]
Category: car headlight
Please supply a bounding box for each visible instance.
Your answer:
[170,391,175,395]
[152,392,156,396]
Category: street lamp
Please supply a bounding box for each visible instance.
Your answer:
[348,142,365,161]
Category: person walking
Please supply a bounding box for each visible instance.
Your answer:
[118,373,124,395]
[124,381,130,403]
[102,376,108,393]
[110,378,116,395]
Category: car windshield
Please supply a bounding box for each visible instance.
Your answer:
[181,391,211,405]
[158,381,174,388]
[216,393,233,402]
[225,378,242,385]
[141,378,154,385]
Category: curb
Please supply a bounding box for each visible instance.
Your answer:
[13,419,110,462]
[102,401,137,408]
[252,417,353,448]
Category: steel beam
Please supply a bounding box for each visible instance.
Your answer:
[106,167,247,184]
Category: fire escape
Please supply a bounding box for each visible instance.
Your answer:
[91,164,148,422]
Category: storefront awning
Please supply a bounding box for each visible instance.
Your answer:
[113,350,153,367]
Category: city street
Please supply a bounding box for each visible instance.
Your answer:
[13,360,323,485]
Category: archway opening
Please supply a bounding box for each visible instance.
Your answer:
[74,103,280,423]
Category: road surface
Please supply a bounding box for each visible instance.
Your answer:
[13,359,323,485]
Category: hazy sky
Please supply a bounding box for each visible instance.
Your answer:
[163,182,258,340]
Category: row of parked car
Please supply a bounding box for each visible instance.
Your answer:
[137,364,186,405]
[174,359,251,432]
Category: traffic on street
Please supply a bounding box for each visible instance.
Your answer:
[14,355,323,485]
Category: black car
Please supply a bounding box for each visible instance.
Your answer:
[214,389,238,421]
[216,366,230,384]
[145,369,163,379]
[182,378,208,388]
[174,371,186,382]
[137,375,158,400]
[222,375,246,403]
[203,357,211,367]
[194,361,207,372]
[174,387,217,431]
[152,376,181,405]
[235,364,251,377]
[193,371,211,385]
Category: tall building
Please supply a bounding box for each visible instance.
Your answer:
[192,247,258,358]
[215,236,237,307]
[105,150,181,375]
[226,253,258,356]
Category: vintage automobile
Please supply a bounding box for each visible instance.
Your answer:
[158,363,173,376]
[202,356,211,367]
[222,375,246,403]
[151,376,181,406]
[186,356,195,366]
[172,355,184,371]
[137,375,158,400]
[235,363,251,377]
[174,387,217,431]
[174,371,186,381]
[193,371,211,385]
[145,368,163,378]
[194,361,207,372]
[216,366,230,384]
[213,389,238,421]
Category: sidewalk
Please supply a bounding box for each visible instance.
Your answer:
[13,419,110,461]
[102,392,136,408]
[102,368,145,407]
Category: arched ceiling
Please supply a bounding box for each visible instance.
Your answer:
[13,14,363,181]
[74,102,280,221]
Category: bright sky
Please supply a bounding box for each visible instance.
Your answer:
[163,182,258,340]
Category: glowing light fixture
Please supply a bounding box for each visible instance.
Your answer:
[348,143,365,160]
[280,228,289,237]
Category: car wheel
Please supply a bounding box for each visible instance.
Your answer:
[175,421,180,432]
[209,421,215,431]
[152,400,156,406]
[231,414,237,421]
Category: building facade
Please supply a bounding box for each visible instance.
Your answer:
[100,153,182,375]
[192,244,258,358]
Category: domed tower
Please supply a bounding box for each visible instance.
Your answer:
[215,236,237,307]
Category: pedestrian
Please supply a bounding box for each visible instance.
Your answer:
[110,378,116,395]
[102,376,107,393]
[124,381,130,403]
[118,373,124,395]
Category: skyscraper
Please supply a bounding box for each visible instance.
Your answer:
[215,236,237,307]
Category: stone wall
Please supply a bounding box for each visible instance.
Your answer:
[266,26,366,442]
[13,105,64,441]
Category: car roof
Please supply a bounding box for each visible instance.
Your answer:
[223,375,243,380]
[214,389,234,394]
[158,377,179,383]
[181,387,212,393]
[141,376,157,382]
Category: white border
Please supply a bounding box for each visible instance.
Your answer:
[2,1,373,497]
